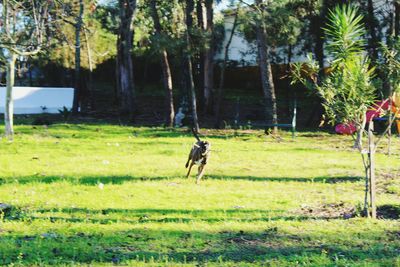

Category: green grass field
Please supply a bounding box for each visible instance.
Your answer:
[0,124,399,266]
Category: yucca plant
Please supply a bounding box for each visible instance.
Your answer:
[324,5,366,66]
[290,4,393,218]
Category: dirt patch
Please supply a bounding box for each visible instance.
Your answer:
[377,204,400,219]
[297,202,356,219]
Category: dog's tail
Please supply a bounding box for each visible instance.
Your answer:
[191,128,201,142]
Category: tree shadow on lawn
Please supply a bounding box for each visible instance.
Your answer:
[0,175,172,185]
[25,213,356,225]
[34,207,283,215]
[377,204,400,219]
[8,204,400,230]
[0,174,363,185]
[15,124,262,140]
[0,227,398,265]
[206,175,363,183]
[24,209,340,225]
[13,203,376,227]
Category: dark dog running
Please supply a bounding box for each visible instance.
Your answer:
[185,129,211,184]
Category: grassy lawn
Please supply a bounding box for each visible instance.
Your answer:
[0,124,399,266]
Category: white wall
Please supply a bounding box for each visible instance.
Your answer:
[0,87,74,114]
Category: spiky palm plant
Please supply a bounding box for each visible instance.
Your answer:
[324,5,366,66]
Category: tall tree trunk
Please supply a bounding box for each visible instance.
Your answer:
[314,0,326,73]
[366,0,379,64]
[388,2,395,38]
[117,0,137,119]
[306,0,326,127]
[0,72,3,87]
[196,0,205,111]
[84,29,93,112]
[286,44,293,114]
[5,52,16,139]
[215,9,239,128]
[185,0,199,132]
[387,7,394,155]
[72,0,84,114]
[255,1,278,133]
[203,0,214,114]
[161,50,175,127]
[149,0,175,127]
[386,7,395,155]
[366,0,388,108]
[395,1,400,37]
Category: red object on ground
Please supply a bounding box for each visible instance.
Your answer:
[335,123,357,135]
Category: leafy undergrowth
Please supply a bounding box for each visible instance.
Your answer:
[0,125,399,266]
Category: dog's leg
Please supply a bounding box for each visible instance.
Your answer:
[186,162,194,178]
[196,164,206,184]
[185,158,190,168]
[185,150,192,168]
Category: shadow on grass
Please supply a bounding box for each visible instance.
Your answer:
[207,175,363,183]
[9,204,360,228]
[12,122,266,140]
[34,207,283,215]
[0,175,172,185]
[0,227,398,265]
[21,207,339,225]
[0,174,363,185]
[377,204,400,219]
[25,214,353,225]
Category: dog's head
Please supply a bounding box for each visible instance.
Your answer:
[200,141,211,156]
